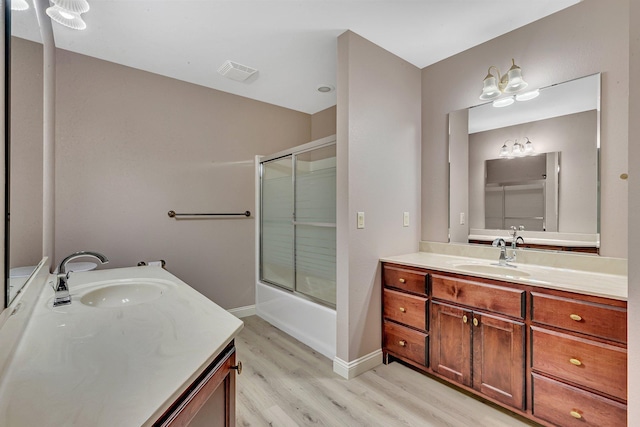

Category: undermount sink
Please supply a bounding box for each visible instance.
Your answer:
[80,281,168,308]
[455,264,531,278]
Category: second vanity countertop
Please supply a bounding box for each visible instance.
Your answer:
[0,266,243,427]
[381,250,627,301]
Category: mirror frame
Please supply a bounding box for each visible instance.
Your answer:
[4,0,10,308]
[448,73,601,254]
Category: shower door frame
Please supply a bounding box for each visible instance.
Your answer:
[258,135,337,309]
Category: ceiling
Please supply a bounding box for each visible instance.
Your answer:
[11,0,581,114]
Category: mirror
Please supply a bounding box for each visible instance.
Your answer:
[6,4,44,305]
[449,73,600,253]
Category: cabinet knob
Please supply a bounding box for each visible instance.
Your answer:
[462,315,468,324]
[398,278,406,283]
[569,358,582,366]
[473,318,479,327]
[569,314,582,321]
[569,410,582,419]
[399,307,406,313]
[232,361,243,375]
[398,340,406,347]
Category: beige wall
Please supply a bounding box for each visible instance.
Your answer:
[0,1,5,311]
[54,49,311,309]
[628,0,639,417]
[336,31,421,362]
[311,105,336,140]
[422,0,629,257]
[10,38,43,269]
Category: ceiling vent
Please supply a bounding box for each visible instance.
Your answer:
[217,60,258,82]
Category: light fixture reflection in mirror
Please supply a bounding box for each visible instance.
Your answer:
[449,73,601,253]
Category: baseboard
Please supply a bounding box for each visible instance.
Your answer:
[227,305,256,318]
[333,349,383,379]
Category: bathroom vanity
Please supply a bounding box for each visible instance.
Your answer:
[381,247,627,427]
[0,262,243,426]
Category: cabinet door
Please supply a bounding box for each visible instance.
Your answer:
[472,312,526,410]
[431,301,472,387]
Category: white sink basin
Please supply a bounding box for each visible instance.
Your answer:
[80,281,168,308]
[455,264,531,278]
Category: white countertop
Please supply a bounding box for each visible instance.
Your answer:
[0,266,244,426]
[381,251,627,301]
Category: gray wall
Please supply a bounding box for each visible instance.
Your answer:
[336,31,421,362]
[54,49,313,310]
[422,0,629,257]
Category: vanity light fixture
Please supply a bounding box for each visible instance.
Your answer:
[46,5,87,30]
[492,96,515,108]
[515,89,540,101]
[46,0,90,31]
[499,137,535,158]
[480,58,529,101]
[11,0,30,11]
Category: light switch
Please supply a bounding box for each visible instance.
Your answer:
[459,212,465,225]
[403,212,410,227]
[357,212,365,229]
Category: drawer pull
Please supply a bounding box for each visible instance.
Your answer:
[398,340,406,347]
[473,318,479,327]
[569,358,582,366]
[462,315,468,324]
[232,361,243,375]
[569,314,583,321]
[398,278,406,283]
[399,307,406,313]
[569,410,582,419]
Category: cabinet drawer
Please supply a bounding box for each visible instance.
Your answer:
[531,327,627,401]
[383,265,428,295]
[531,292,626,343]
[431,274,525,318]
[383,289,428,331]
[532,373,626,427]
[383,321,428,366]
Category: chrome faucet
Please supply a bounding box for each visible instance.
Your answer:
[53,251,109,307]
[491,238,510,266]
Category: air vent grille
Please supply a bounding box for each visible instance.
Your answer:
[217,60,258,82]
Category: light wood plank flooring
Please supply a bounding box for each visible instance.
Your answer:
[236,316,537,427]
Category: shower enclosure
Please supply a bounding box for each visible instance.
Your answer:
[260,141,336,307]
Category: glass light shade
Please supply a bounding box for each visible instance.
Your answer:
[504,66,528,93]
[524,138,535,155]
[479,74,501,100]
[499,143,510,158]
[512,141,525,156]
[11,0,29,11]
[515,89,540,101]
[492,96,514,108]
[46,5,87,30]
[52,0,90,14]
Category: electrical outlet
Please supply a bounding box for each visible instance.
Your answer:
[403,212,410,227]
[459,212,465,225]
[357,212,365,229]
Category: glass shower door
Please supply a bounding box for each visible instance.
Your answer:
[260,156,294,290]
[294,145,336,306]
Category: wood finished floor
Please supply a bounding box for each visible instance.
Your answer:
[236,316,537,427]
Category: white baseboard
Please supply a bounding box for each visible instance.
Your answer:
[333,349,383,379]
[227,305,256,318]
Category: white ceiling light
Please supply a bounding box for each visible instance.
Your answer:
[11,0,30,11]
[480,58,529,101]
[52,0,90,14]
[46,5,87,30]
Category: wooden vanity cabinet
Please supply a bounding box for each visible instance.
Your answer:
[530,291,627,426]
[430,276,526,410]
[382,264,429,367]
[381,261,628,427]
[154,341,239,427]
